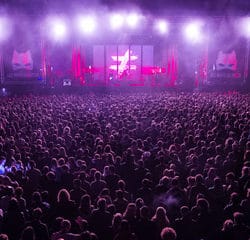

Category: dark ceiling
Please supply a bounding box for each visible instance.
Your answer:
[0,0,250,15]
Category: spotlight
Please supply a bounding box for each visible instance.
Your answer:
[184,21,204,44]
[1,88,7,96]
[0,16,11,42]
[76,15,96,35]
[110,13,124,30]
[155,20,169,34]
[240,17,250,38]
[46,17,68,42]
[126,13,140,29]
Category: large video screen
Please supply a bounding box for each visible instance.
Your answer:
[208,37,245,84]
[93,45,154,85]
[3,22,42,84]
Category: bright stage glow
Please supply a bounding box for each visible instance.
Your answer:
[240,17,250,38]
[76,16,96,35]
[155,20,169,34]
[46,17,68,41]
[0,17,11,42]
[126,13,140,28]
[110,13,124,30]
[184,21,204,43]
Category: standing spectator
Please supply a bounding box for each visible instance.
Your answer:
[26,208,49,240]
[54,189,77,221]
[2,198,25,240]
[89,198,112,240]
[135,206,157,240]
[51,219,80,240]
[151,207,170,240]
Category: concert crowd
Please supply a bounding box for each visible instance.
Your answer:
[0,92,249,240]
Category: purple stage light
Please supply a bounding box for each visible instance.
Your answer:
[240,17,250,38]
[155,19,169,34]
[126,13,140,29]
[184,21,204,43]
[46,16,68,42]
[0,16,11,42]
[110,13,124,30]
[76,15,96,35]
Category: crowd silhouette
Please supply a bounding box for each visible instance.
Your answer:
[0,92,249,240]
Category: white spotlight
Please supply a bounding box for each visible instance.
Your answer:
[126,13,139,28]
[184,21,204,43]
[240,17,250,38]
[76,16,96,35]
[0,17,11,42]
[46,17,68,41]
[155,20,169,34]
[110,13,124,30]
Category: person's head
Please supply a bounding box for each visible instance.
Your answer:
[29,160,36,169]
[103,166,110,176]
[155,206,167,219]
[230,192,240,205]
[160,227,177,240]
[222,219,233,231]
[171,177,179,187]
[135,198,144,208]
[21,226,35,240]
[63,126,71,135]
[214,177,222,188]
[195,174,204,185]
[123,203,136,217]
[41,191,49,201]
[112,213,122,228]
[120,220,130,232]
[53,217,64,232]
[57,189,71,203]
[116,190,124,199]
[80,194,91,207]
[109,165,115,174]
[226,172,235,184]
[207,167,216,178]
[233,212,245,225]
[97,198,106,211]
[94,171,101,181]
[5,186,14,196]
[80,231,98,240]
[15,187,23,198]
[196,198,210,212]
[32,207,42,220]
[100,188,110,196]
[160,176,170,186]
[73,179,82,189]
[107,204,115,215]
[0,234,8,240]
[180,206,190,218]
[80,231,92,240]
[118,179,126,190]
[46,171,56,180]
[32,191,42,203]
[8,197,19,211]
[104,145,111,153]
[60,219,71,233]
[241,166,249,177]
[244,150,250,162]
[140,206,149,219]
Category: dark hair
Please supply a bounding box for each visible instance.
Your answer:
[57,189,71,203]
[21,226,35,240]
